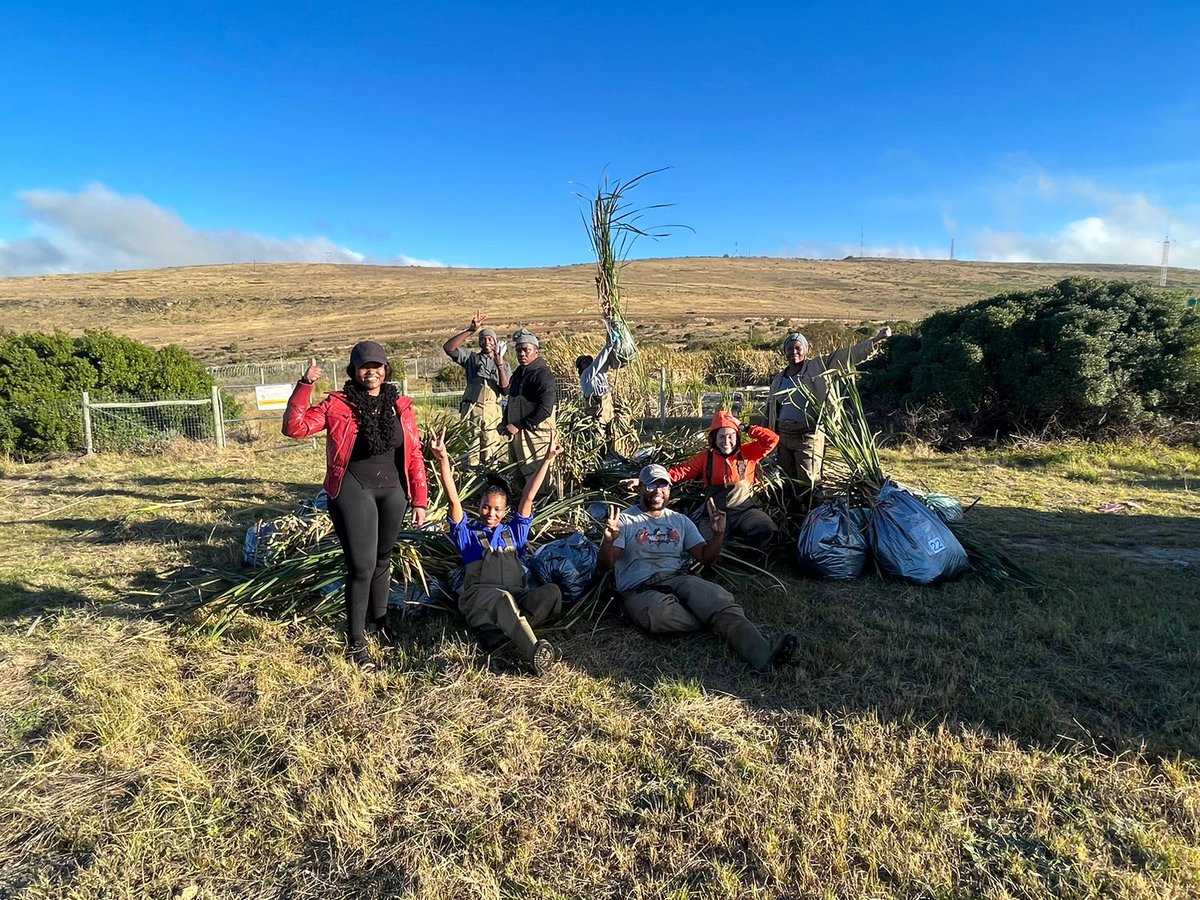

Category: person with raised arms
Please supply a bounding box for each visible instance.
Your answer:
[429,430,563,675]
[768,326,892,490]
[442,311,511,467]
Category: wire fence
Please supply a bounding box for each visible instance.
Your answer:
[3,367,772,459]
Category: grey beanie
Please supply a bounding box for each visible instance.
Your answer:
[782,332,809,356]
[477,327,498,343]
[511,328,540,348]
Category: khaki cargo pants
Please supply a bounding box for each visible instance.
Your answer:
[777,421,826,488]
[620,572,772,671]
[460,384,504,468]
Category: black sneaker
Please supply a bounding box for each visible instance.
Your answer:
[346,644,376,673]
[365,621,397,648]
[529,640,556,676]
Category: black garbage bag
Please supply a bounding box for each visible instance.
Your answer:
[528,533,600,605]
[388,575,454,616]
[294,489,329,520]
[869,480,969,584]
[796,499,870,580]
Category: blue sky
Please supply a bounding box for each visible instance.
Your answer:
[2,0,1198,275]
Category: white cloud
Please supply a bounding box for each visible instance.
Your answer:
[972,171,1199,268]
[0,183,449,275]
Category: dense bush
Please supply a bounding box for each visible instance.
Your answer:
[0,330,222,457]
[869,278,1200,441]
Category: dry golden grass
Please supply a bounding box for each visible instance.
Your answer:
[3,257,1196,362]
[2,442,1199,898]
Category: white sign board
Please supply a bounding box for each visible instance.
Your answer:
[255,383,295,411]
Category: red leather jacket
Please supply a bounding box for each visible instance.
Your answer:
[282,381,429,506]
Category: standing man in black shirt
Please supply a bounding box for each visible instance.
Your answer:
[503,328,558,493]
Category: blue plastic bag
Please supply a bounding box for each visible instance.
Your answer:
[796,499,870,580]
[528,533,600,604]
[869,481,969,584]
[242,521,278,568]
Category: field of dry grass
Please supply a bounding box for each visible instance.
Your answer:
[3,257,1197,363]
[2,440,1199,898]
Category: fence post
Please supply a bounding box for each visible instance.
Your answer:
[658,368,667,429]
[401,371,409,397]
[211,386,227,450]
[81,391,94,455]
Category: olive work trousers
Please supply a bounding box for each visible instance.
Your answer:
[458,583,562,661]
[695,504,779,545]
[620,573,772,671]
[462,398,504,468]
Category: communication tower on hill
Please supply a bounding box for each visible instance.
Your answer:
[1160,234,1170,287]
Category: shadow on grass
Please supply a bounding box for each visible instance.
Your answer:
[9,490,1198,762]
[547,502,1200,761]
[0,582,94,618]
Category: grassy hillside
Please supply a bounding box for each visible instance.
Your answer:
[2,441,1198,898]
[3,257,1197,362]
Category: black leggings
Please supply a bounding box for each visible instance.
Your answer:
[327,473,408,647]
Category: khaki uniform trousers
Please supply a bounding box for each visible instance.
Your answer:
[460,382,504,467]
[620,572,772,671]
[506,393,557,490]
[458,532,561,662]
[777,420,826,488]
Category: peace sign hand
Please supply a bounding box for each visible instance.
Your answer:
[470,311,486,332]
[707,497,727,537]
[429,428,450,462]
[303,357,323,384]
[603,505,622,542]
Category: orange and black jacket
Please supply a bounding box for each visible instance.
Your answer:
[666,410,780,488]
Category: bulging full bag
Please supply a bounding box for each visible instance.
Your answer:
[528,533,600,604]
[796,499,870,580]
[869,480,969,584]
[608,319,638,370]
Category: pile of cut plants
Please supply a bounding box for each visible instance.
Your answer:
[790,365,1041,590]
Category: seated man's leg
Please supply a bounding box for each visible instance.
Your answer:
[621,586,704,634]
[727,505,779,544]
[518,583,562,628]
[459,585,539,661]
[658,574,772,671]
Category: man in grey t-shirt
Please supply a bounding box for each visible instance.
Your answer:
[598,464,797,674]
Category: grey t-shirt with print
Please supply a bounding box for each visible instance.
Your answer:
[613,506,704,594]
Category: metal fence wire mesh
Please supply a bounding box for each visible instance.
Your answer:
[83,394,222,454]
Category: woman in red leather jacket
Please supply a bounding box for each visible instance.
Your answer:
[283,340,428,670]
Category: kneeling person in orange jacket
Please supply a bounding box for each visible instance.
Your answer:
[666,410,780,545]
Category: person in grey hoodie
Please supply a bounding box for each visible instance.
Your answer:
[768,327,892,488]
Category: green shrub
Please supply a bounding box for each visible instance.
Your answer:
[0,329,224,458]
[870,278,1200,440]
